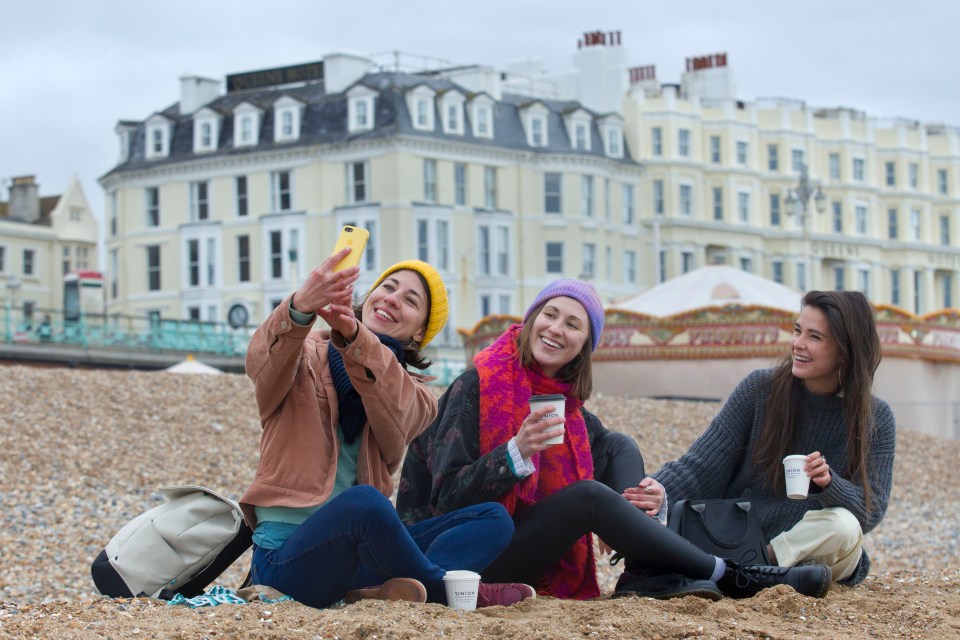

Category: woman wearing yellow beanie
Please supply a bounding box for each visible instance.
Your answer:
[240,247,533,610]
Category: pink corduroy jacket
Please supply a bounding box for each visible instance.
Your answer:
[239,296,438,529]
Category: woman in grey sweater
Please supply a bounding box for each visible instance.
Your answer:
[652,290,895,585]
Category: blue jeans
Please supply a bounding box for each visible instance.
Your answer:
[251,485,512,609]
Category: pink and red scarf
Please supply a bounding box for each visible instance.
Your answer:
[474,324,598,600]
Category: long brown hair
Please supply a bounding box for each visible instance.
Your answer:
[752,290,882,510]
[516,299,594,401]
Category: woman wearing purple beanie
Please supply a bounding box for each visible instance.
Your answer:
[398,278,833,601]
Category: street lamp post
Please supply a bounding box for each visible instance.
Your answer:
[785,164,827,291]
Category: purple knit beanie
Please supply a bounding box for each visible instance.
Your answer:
[523,279,605,351]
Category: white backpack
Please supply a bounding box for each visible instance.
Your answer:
[91,485,252,599]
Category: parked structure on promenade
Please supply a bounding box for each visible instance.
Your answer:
[100,31,960,367]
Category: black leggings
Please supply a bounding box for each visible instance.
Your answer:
[481,433,716,584]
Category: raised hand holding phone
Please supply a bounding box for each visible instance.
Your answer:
[291,248,359,316]
[331,225,370,272]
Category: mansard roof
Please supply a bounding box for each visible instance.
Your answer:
[104,69,635,178]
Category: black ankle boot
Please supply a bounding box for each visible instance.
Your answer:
[717,559,832,599]
[613,562,722,601]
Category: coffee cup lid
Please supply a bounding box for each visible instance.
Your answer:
[530,393,565,402]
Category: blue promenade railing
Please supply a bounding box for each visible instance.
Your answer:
[2,306,253,357]
[2,304,467,385]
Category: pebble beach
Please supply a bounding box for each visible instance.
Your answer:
[1,364,958,639]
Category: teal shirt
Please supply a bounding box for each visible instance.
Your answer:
[253,428,363,549]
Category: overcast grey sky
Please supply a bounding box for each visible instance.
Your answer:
[2,0,958,230]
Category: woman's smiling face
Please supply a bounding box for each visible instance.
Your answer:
[361,270,428,342]
[791,304,843,394]
[528,296,590,378]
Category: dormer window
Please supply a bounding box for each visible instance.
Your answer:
[470,95,495,139]
[598,115,624,158]
[145,115,172,160]
[604,125,624,158]
[564,109,592,152]
[192,108,221,153]
[233,102,262,147]
[440,91,466,136]
[521,102,550,147]
[347,86,377,133]
[407,86,436,131]
[273,96,303,143]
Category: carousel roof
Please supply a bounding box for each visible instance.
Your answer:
[611,265,802,317]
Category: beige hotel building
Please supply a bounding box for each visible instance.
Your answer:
[100,32,960,365]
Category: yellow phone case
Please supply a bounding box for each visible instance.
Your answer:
[331,225,370,271]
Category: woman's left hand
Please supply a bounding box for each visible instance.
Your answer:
[622,477,664,516]
[318,302,359,341]
[805,451,832,489]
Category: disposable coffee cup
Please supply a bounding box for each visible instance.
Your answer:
[443,570,480,611]
[782,455,810,499]
[529,393,565,446]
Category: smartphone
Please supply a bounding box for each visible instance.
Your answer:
[330,225,370,271]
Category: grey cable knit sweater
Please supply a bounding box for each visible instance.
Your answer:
[654,368,896,585]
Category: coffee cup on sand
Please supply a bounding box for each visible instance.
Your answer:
[529,394,565,445]
[443,570,480,611]
[782,455,811,499]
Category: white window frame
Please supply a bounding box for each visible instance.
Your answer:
[441,92,465,135]
[484,166,497,209]
[408,86,436,131]
[262,216,306,283]
[622,184,635,225]
[190,181,209,222]
[738,191,750,223]
[564,109,591,151]
[679,184,693,216]
[581,175,595,218]
[791,149,805,172]
[736,140,748,165]
[145,186,160,227]
[582,242,596,279]
[710,135,721,163]
[909,162,919,189]
[271,170,293,212]
[544,172,562,214]
[145,116,170,160]
[651,126,662,156]
[273,96,303,142]
[829,153,841,180]
[423,159,437,203]
[454,163,467,206]
[855,203,868,235]
[624,249,637,284]
[347,86,377,133]
[471,99,494,139]
[525,107,549,147]
[182,227,221,289]
[545,241,564,274]
[346,161,369,204]
[603,123,623,158]
[853,157,865,182]
[192,108,220,153]
[910,208,922,241]
[415,214,453,272]
[233,102,262,147]
[678,129,691,157]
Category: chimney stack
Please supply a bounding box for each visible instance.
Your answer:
[8,175,40,223]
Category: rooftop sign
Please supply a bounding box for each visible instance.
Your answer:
[226,61,324,93]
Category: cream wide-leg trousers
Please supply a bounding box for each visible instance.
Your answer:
[769,506,863,582]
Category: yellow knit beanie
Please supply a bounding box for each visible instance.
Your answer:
[369,260,449,347]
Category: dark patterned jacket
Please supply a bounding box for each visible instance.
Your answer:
[397,367,631,525]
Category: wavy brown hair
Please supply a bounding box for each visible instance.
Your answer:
[752,290,882,511]
[516,299,594,401]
